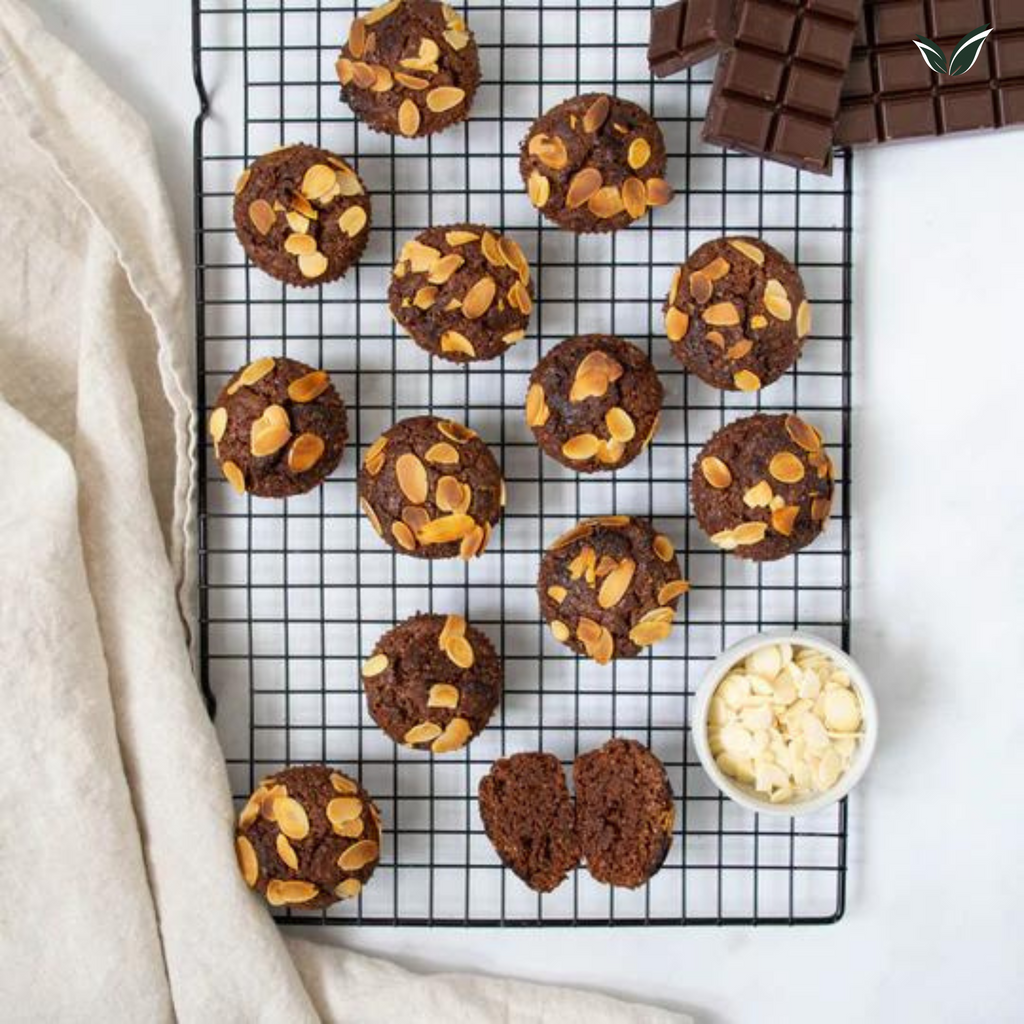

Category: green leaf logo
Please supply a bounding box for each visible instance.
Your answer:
[913,35,947,74]
[912,24,994,77]
[947,24,994,76]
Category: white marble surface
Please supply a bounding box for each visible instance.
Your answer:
[29,0,1024,1020]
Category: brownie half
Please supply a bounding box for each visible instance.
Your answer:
[573,738,675,888]
[478,752,581,893]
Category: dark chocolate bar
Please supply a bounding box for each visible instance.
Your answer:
[648,0,734,78]
[838,0,1024,145]
[702,0,865,175]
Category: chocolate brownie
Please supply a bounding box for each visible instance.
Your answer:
[526,335,663,473]
[362,613,502,753]
[573,739,675,889]
[336,0,480,138]
[537,516,688,664]
[663,236,811,392]
[235,764,382,909]
[520,93,673,233]
[389,225,533,363]
[233,144,371,287]
[358,415,504,559]
[211,356,347,499]
[478,752,581,893]
[691,413,834,561]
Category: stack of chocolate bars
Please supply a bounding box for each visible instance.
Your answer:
[649,0,1024,175]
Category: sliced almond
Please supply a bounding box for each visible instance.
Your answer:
[743,480,774,508]
[629,619,673,647]
[301,163,337,201]
[274,797,310,840]
[298,251,329,279]
[812,496,832,522]
[525,383,550,427]
[288,433,325,473]
[431,717,472,754]
[653,534,675,562]
[785,414,821,452]
[706,330,726,349]
[435,475,466,513]
[703,302,740,326]
[287,370,329,403]
[398,98,421,137]
[528,133,568,171]
[339,205,368,237]
[666,306,690,342]
[528,171,550,208]
[370,65,394,92]
[588,185,625,219]
[251,410,292,458]
[327,797,364,828]
[429,253,465,284]
[764,278,792,321]
[446,230,479,246]
[235,167,252,195]
[733,521,768,545]
[438,613,466,648]
[364,435,388,472]
[248,199,275,235]
[222,461,245,495]
[703,256,731,280]
[750,314,768,330]
[276,834,299,870]
[395,452,428,504]
[565,167,602,210]
[443,28,470,51]
[597,439,624,464]
[362,653,389,678]
[417,513,476,544]
[598,558,636,609]
[562,433,601,461]
[605,406,636,443]
[338,839,379,872]
[347,15,367,57]
[437,420,476,444]
[208,407,227,443]
[441,330,476,358]
[645,178,673,206]
[286,211,309,235]
[444,634,475,669]
[547,585,568,603]
[395,71,429,90]
[769,451,806,484]
[582,94,611,133]
[266,880,318,906]
[508,280,532,314]
[426,86,466,112]
[401,505,430,534]
[796,299,812,338]
[727,338,754,360]
[236,835,258,887]
[577,617,603,645]
[627,136,651,170]
[658,579,691,604]
[689,270,713,305]
[413,285,438,309]
[499,237,529,284]
[550,620,570,642]
[700,456,733,489]
[428,683,460,709]
[336,56,355,84]
[425,441,459,465]
[733,369,762,391]
[401,239,441,272]
[361,497,383,536]
[729,239,765,265]
[621,176,647,220]
[391,520,417,551]
[351,60,377,88]
[284,232,317,256]
[771,505,800,536]
[462,276,496,319]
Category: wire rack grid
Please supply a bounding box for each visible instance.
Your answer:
[193,0,854,926]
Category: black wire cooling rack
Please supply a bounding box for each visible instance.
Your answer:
[193,0,853,926]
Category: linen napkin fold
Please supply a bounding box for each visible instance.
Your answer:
[0,2,689,1021]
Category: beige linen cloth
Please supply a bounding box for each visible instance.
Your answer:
[0,2,688,1021]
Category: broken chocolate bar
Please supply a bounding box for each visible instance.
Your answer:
[648,0,734,78]
[838,0,1024,145]
[702,0,865,175]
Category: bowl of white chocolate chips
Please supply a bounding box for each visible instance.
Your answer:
[692,633,878,816]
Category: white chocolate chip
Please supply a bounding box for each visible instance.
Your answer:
[708,643,865,804]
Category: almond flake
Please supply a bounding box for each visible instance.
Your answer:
[627,136,651,169]
[562,433,601,460]
[565,167,602,210]
[462,275,496,319]
[440,330,476,358]
[339,205,368,237]
[431,716,472,753]
[288,433,325,473]
[729,239,765,265]
[236,835,258,887]
[398,98,421,136]
[700,456,732,489]
[605,406,636,443]
[621,176,647,219]
[665,306,690,342]
[769,451,806,484]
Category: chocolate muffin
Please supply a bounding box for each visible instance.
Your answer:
[663,236,811,392]
[389,225,533,363]
[573,739,675,889]
[336,0,480,138]
[537,516,688,664]
[235,764,382,909]
[478,752,581,893]
[358,415,504,559]
[691,413,834,561]
[233,144,370,287]
[526,335,663,472]
[362,613,502,753]
[520,93,673,233]
[210,356,347,498]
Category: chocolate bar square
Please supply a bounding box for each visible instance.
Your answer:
[648,0,735,78]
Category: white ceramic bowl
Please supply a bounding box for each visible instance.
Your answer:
[692,632,878,817]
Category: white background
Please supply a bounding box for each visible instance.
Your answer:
[29,0,1024,1021]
